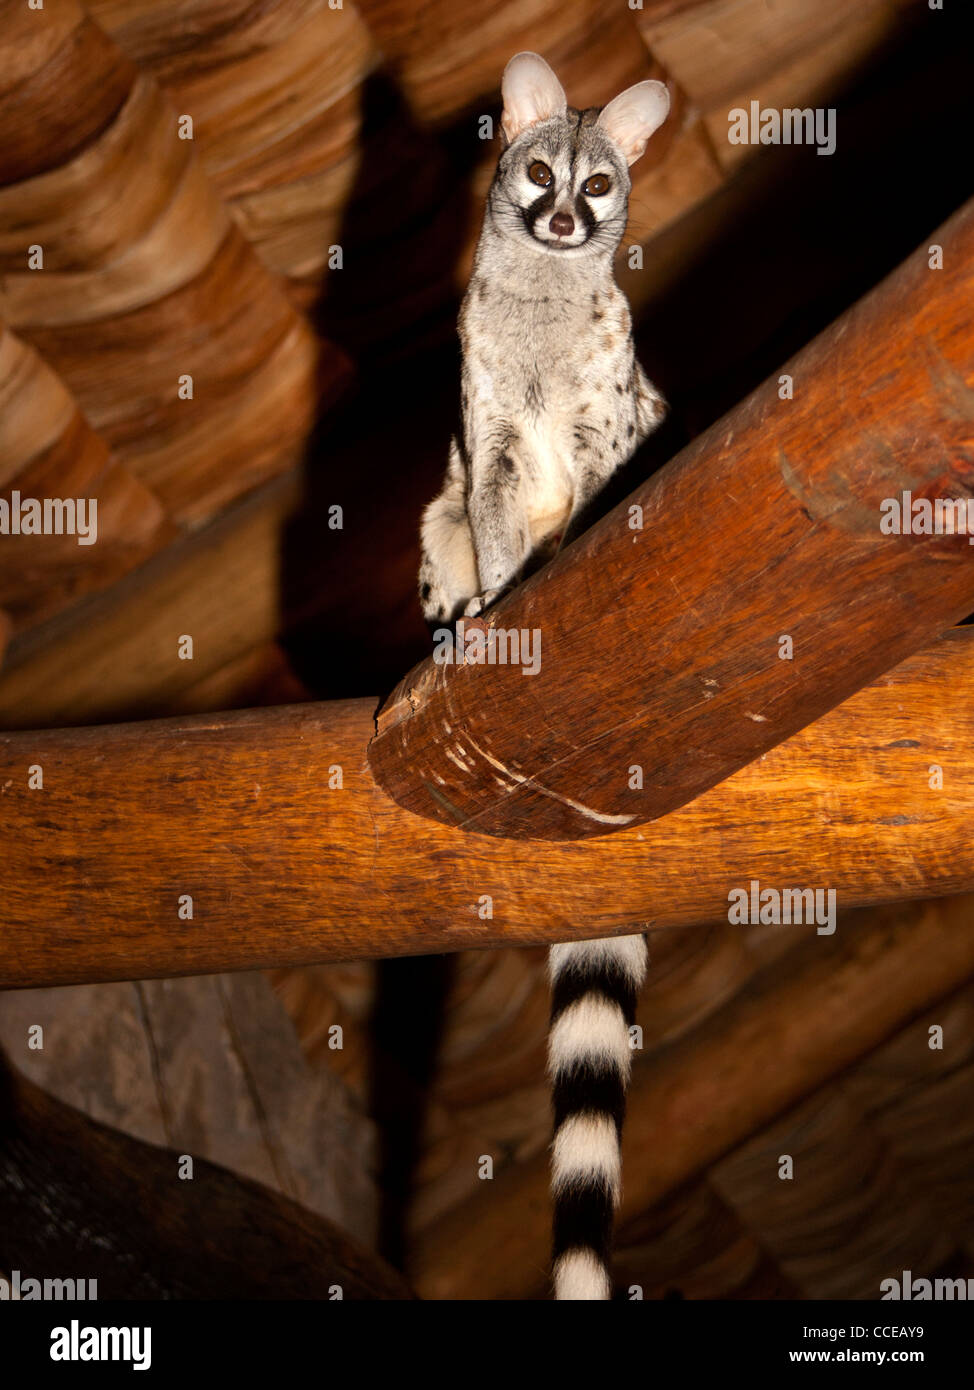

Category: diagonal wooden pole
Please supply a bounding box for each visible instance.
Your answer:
[369,200,974,840]
[0,629,972,989]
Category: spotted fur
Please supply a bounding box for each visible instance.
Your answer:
[418,52,669,624]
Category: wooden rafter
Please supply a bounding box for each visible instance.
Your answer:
[1,628,972,990]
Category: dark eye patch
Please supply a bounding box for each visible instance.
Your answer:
[528,161,553,187]
[582,173,611,197]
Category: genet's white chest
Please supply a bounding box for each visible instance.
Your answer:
[518,407,576,546]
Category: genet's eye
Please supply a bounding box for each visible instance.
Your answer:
[582,173,611,197]
[528,161,553,187]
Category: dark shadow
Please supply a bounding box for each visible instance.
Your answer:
[280,71,485,702]
[369,952,455,1268]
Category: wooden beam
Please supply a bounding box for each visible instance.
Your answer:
[407,892,974,1300]
[368,199,974,840]
[1,628,972,990]
[0,1053,412,1300]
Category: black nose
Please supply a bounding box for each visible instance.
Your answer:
[548,212,575,237]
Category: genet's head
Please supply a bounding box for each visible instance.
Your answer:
[489,52,670,260]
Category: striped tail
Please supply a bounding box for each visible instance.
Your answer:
[547,934,647,1300]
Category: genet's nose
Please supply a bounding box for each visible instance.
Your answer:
[548,212,575,237]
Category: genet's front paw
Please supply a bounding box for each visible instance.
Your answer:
[464,586,510,618]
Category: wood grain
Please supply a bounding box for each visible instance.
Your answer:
[0,321,174,635]
[613,1180,802,1300]
[0,472,300,728]
[616,985,974,1299]
[636,0,911,110]
[90,0,382,293]
[0,4,350,526]
[710,1079,951,1298]
[369,201,974,838]
[844,987,974,1240]
[0,626,972,989]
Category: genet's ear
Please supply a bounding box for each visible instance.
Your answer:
[500,52,567,145]
[596,80,670,166]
